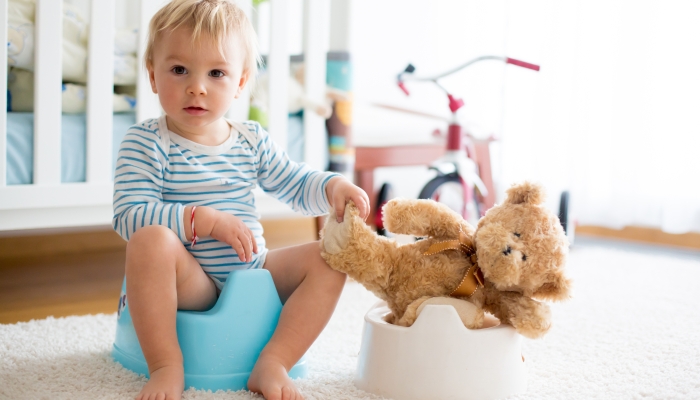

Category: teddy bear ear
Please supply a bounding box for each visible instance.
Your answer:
[532,271,572,301]
[504,181,545,206]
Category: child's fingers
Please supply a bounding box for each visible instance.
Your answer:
[230,237,246,262]
[359,194,371,220]
[350,194,370,221]
[239,233,253,262]
[334,197,346,222]
[249,230,258,254]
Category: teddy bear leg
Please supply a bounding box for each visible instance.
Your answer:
[383,312,396,324]
[415,297,484,329]
[393,296,433,327]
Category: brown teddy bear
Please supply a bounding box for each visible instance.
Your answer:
[320,182,571,339]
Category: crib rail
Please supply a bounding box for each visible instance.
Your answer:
[34,0,63,185]
[0,0,141,231]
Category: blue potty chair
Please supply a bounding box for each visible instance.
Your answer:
[112,269,308,391]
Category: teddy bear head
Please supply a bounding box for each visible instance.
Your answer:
[475,182,571,301]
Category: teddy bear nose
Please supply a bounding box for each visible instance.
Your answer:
[502,246,512,256]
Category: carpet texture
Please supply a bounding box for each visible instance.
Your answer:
[1,241,699,399]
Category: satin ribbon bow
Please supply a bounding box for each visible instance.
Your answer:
[423,228,485,298]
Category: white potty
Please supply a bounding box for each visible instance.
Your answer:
[355,301,527,400]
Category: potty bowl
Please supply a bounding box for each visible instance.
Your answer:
[355,301,527,400]
[112,269,308,391]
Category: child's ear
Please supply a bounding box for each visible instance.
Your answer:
[147,62,158,94]
[234,70,250,98]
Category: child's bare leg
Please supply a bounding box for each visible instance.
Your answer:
[248,241,347,400]
[126,226,218,400]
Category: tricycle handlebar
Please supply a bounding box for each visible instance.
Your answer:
[506,58,540,71]
[397,55,540,96]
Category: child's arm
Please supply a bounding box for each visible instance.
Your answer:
[181,205,258,262]
[252,123,359,217]
[112,125,188,241]
[113,125,258,261]
[114,124,258,260]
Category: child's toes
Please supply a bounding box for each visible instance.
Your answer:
[283,385,303,400]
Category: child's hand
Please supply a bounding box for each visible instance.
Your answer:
[209,211,258,262]
[326,177,370,222]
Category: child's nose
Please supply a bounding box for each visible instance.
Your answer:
[187,79,207,96]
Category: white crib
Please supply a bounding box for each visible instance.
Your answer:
[0,0,334,232]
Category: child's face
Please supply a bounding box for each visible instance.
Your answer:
[148,27,249,133]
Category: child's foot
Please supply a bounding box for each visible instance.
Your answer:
[248,356,303,400]
[136,364,184,400]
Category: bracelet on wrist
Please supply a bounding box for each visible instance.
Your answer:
[190,206,199,247]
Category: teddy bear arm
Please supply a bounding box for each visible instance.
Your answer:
[488,292,552,339]
[383,199,469,238]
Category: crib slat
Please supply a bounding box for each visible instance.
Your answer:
[267,0,289,151]
[86,0,115,183]
[136,0,162,123]
[34,0,63,185]
[0,0,8,187]
[303,0,330,170]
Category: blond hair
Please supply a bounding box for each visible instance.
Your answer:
[145,0,260,88]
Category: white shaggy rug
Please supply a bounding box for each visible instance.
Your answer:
[1,239,699,399]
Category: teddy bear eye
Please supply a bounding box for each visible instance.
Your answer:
[522,254,527,261]
[514,233,521,238]
[503,246,512,256]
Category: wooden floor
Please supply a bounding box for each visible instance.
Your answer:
[576,225,700,251]
[0,250,126,324]
[2,220,696,325]
[0,217,318,325]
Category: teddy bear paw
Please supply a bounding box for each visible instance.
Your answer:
[510,304,552,339]
[321,208,352,254]
[513,320,551,339]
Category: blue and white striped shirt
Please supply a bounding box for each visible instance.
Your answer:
[113,116,338,288]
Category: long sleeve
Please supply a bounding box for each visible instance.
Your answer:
[112,121,187,242]
[253,123,339,216]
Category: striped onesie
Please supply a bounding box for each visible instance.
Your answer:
[113,115,338,289]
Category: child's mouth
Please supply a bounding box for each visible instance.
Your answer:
[184,107,207,116]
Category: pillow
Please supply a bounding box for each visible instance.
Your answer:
[7,67,137,113]
[8,0,89,83]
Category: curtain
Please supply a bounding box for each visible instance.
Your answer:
[500,0,700,233]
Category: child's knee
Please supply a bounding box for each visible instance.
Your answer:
[126,225,182,260]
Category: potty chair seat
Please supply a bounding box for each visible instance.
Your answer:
[355,301,527,400]
[112,269,308,391]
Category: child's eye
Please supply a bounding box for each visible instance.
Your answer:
[209,69,225,78]
[172,66,187,75]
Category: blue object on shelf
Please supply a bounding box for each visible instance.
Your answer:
[112,269,308,391]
